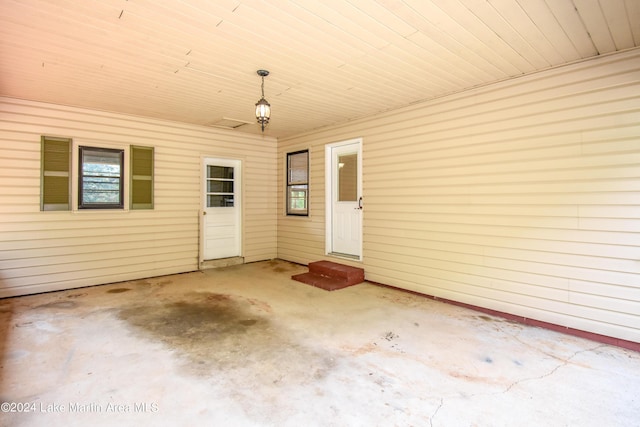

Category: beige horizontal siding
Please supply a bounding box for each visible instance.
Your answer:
[277,49,640,343]
[0,98,277,297]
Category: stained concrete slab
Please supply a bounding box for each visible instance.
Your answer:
[1,259,639,426]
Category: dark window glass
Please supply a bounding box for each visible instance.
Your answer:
[287,150,309,216]
[79,146,124,209]
[207,164,235,208]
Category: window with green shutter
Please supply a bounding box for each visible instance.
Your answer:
[40,137,154,211]
[41,136,71,211]
[130,145,154,209]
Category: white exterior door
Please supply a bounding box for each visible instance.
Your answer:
[326,139,362,260]
[202,158,241,260]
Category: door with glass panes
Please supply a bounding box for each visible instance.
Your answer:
[327,140,362,259]
[202,158,241,260]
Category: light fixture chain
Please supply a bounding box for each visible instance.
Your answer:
[255,69,271,133]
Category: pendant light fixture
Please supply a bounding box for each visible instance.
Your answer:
[255,69,271,132]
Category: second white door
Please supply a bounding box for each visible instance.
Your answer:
[326,139,362,260]
[202,158,241,260]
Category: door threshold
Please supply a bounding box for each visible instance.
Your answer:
[200,256,244,270]
[328,252,361,261]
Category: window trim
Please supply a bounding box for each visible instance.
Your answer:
[77,146,125,210]
[286,149,309,216]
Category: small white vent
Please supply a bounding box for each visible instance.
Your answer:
[209,117,253,129]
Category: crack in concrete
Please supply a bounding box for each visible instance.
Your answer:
[429,397,444,427]
[502,344,606,394]
[493,321,609,369]
[427,344,605,426]
[498,323,577,364]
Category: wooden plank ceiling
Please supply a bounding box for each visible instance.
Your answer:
[1,0,638,138]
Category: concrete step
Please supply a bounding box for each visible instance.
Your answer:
[291,260,364,291]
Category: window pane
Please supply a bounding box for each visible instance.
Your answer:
[82,177,121,203]
[207,180,234,193]
[288,151,308,184]
[206,164,235,208]
[79,147,124,209]
[208,166,234,179]
[287,184,308,214]
[338,153,357,201]
[208,195,234,207]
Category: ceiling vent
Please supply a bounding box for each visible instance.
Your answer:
[208,117,253,129]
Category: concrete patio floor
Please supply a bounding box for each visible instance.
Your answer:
[1,259,639,427]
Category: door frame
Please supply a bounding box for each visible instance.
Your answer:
[325,138,363,261]
[199,156,243,264]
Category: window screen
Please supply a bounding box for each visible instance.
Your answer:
[287,150,309,216]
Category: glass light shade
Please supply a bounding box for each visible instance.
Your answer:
[255,97,271,124]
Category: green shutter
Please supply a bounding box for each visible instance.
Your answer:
[41,136,71,211]
[130,145,154,209]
